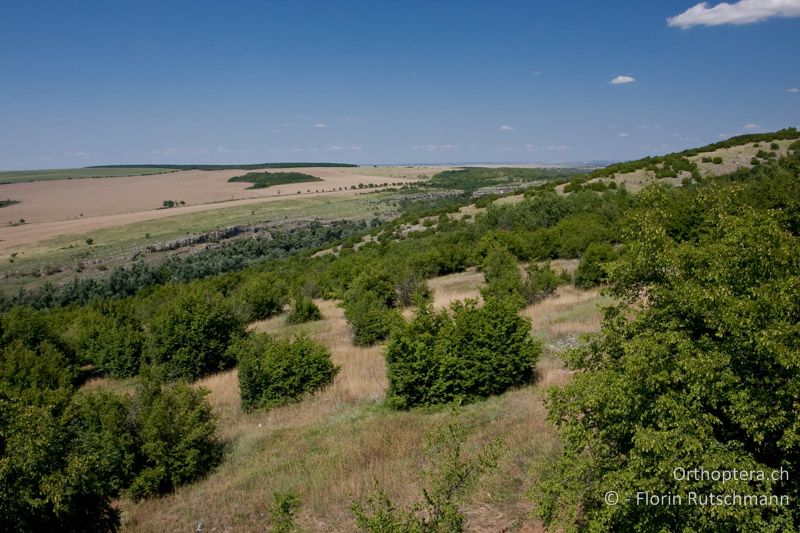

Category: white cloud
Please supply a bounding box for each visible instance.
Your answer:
[610,75,636,85]
[618,132,630,137]
[667,0,800,29]
[787,87,800,93]
[314,123,327,128]
[744,123,762,129]
[499,125,515,131]
[542,144,569,151]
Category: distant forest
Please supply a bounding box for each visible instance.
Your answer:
[228,171,323,189]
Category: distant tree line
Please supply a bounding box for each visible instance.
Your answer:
[87,163,358,170]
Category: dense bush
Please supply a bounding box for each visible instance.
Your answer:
[385,298,540,408]
[479,246,525,308]
[0,390,128,532]
[78,300,145,378]
[145,286,244,381]
[286,295,322,324]
[233,272,287,322]
[522,262,560,303]
[342,270,401,346]
[533,172,800,530]
[127,374,221,500]
[573,242,617,289]
[234,333,338,410]
[0,340,77,402]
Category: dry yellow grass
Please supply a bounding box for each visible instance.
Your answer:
[427,267,485,310]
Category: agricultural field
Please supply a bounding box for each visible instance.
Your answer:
[0,167,179,184]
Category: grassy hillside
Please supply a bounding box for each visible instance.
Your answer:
[1,132,799,531]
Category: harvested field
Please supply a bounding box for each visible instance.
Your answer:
[0,167,178,185]
[0,166,423,226]
[0,166,438,253]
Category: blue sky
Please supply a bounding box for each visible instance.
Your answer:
[1,0,799,169]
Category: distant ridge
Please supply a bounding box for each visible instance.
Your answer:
[86,163,358,170]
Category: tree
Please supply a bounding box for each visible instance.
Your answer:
[342,270,401,346]
[532,197,800,530]
[385,298,540,408]
[479,246,525,309]
[127,373,221,500]
[286,295,322,324]
[573,242,617,289]
[146,286,243,381]
[233,333,337,410]
[522,262,560,304]
[233,272,288,322]
[78,301,145,378]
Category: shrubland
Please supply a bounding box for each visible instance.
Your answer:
[1,132,799,530]
[532,150,800,530]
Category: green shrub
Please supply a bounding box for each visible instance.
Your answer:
[0,340,76,398]
[342,292,398,346]
[574,242,617,288]
[553,213,615,258]
[233,272,287,322]
[770,142,780,150]
[127,374,221,500]
[479,246,525,309]
[270,491,302,533]
[0,390,128,532]
[712,156,723,164]
[385,298,540,408]
[522,262,560,304]
[79,301,145,378]
[286,295,322,324]
[0,305,69,355]
[234,333,338,410]
[146,286,244,381]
